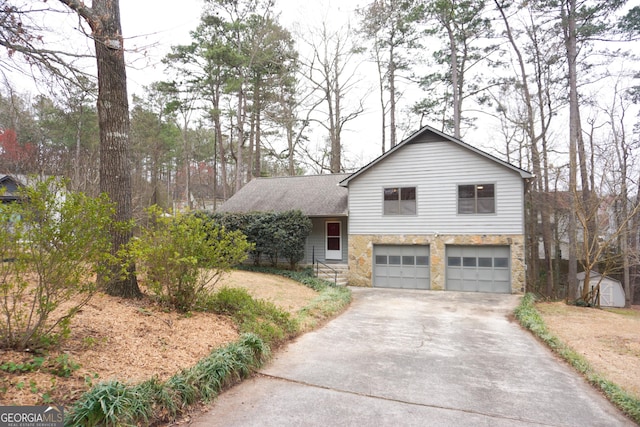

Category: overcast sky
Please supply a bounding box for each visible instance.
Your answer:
[29,0,640,171]
[118,0,384,167]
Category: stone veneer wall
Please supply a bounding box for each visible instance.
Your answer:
[348,234,526,294]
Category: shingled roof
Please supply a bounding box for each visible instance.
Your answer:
[0,175,27,202]
[217,174,349,217]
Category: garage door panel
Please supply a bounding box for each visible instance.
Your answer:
[477,269,494,281]
[494,282,511,293]
[494,270,510,281]
[374,245,430,290]
[447,279,463,291]
[477,281,494,293]
[462,269,476,282]
[445,246,511,294]
[462,281,477,292]
[415,266,429,280]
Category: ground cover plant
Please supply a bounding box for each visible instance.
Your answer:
[59,269,351,426]
[65,334,269,426]
[515,294,640,423]
[237,266,352,330]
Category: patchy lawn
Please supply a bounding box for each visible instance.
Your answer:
[536,302,640,399]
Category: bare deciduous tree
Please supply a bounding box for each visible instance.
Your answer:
[302,22,365,173]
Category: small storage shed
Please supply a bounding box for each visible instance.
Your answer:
[577,271,626,308]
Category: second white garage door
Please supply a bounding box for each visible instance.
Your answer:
[373,245,430,289]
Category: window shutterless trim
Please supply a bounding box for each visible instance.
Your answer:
[457,183,496,214]
[383,186,417,215]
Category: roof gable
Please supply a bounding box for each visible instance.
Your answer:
[0,175,25,201]
[217,174,349,217]
[340,125,533,187]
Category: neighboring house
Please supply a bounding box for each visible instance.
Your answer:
[534,191,617,261]
[0,174,24,203]
[216,173,349,265]
[218,125,532,294]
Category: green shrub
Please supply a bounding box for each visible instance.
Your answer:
[203,287,298,346]
[131,207,252,312]
[0,177,114,351]
[204,286,255,315]
[276,210,312,269]
[204,210,312,268]
[1,353,80,379]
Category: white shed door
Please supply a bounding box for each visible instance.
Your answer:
[446,246,511,293]
[373,245,430,290]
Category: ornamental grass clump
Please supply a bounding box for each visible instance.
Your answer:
[65,334,269,427]
[65,380,152,427]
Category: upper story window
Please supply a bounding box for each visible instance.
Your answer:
[458,184,495,214]
[384,187,416,215]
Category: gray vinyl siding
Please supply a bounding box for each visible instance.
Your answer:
[304,217,348,263]
[348,140,525,235]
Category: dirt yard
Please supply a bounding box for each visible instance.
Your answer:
[0,270,319,406]
[536,302,640,399]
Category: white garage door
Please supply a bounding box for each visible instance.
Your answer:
[446,246,511,293]
[373,245,430,290]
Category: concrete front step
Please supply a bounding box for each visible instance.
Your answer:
[315,263,349,286]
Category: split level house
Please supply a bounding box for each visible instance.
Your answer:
[218,125,533,294]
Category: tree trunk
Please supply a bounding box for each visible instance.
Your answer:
[632,172,640,305]
[563,0,579,301]
[376,42,387,155]
[445,21,460,139]
[235,89,245,192]
[84,0,140,297]
[182,125,191,210]
[210,80,228,200]
[496,0,553,295]
[388,42,397,148]
[254,82,262,179]
[330,48,342,173]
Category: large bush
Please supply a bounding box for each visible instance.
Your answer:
[276,210,313,268]
[0,178,114,350]
[205,210,312,268]
[131,207,252,312]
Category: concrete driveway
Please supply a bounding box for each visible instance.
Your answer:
[191,288,633,426]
